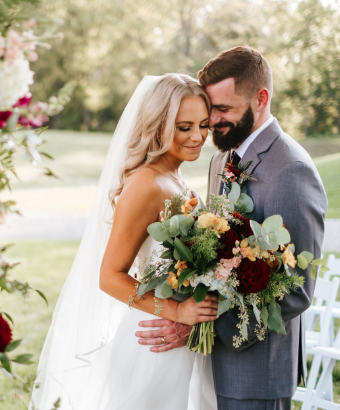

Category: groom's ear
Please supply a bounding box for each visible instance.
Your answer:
[255,88,270,112]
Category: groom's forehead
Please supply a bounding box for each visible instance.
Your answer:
[205,78,243,105]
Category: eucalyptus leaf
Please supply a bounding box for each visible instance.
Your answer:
[289,243,295,255]
[137,283,149,296]
[228,182,241,204]
[247,235,255,244]
[179,217,195,236]
[250,220,261,238]
[217,298,232,316]
[169,216,180,237]
[252,302,261,324]
[161,282,173,298]
[312,259,327,267]
[238,193,254,212]
[297,255,308,270]
[320,265,331,275]
[241,185,247,194]
[147,222,170,242]
[311,265,316,280]
[261,226,270,244]
[299,251,314,263]
[138,276,167,295]
[235,291,244,310]
[274,226,291,245]
[241,321,248,340]
[262,215,283,233]
[154,284,165,299]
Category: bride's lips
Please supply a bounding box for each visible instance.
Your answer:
[184,144,201,150]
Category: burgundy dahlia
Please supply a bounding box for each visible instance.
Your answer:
[0,111,13,128]
[236,258,271,294]
[217,229,240,260]
[0,315,12,352]
[225,163,242,177]
[231,212,254,239]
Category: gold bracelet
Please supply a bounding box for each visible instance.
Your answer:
[126,283,143,309]
[154,296,165,316]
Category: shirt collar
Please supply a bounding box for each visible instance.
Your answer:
[236,115,274,159]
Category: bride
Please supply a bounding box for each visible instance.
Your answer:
[30,74,218,410]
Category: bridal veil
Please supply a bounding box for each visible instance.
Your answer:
[29,75,217,410]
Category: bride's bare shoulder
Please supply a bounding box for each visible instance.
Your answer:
[119,166,163,207]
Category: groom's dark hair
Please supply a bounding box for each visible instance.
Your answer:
[198,46,273,99]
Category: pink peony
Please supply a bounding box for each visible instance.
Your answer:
[5,30,23,63]
[22,19,37,30]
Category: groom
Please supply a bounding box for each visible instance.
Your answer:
[136,46,327,409]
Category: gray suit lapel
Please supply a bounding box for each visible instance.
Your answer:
[240,118,282,174]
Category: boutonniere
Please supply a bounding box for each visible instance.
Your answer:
[218,160,257,193]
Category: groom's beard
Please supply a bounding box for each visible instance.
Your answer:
[212,105,255,153]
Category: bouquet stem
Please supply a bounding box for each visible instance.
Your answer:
[187,321,215,355]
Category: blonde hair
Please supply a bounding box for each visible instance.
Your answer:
[112,73,211,206]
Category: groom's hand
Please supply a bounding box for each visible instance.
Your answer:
[136,319,192,353]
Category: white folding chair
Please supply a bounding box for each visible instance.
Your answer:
[304,324,340,409]
[293,277,340,408]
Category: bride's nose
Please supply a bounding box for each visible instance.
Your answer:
[190,126,204,142]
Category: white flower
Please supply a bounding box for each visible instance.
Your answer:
[0,58,34,110]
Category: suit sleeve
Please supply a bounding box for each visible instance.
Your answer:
[206,153,216,205]
[214,160,328,352]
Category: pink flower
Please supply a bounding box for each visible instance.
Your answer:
[224,172,235,178]
[232,246,241,255]
[5,30,23,63]
[214,256,242,282]
[28,51,38,62]
[0,35,5,58]
[22,31,37,52]
[22,18,37,30]
[0,111,13,128]
[13,93,32,107]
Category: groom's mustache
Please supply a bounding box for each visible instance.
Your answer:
[214,120,235,133]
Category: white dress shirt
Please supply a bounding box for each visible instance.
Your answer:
[235,114,274,159]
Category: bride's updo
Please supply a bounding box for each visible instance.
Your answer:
[114,73,211,203]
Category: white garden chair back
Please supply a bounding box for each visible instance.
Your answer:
[294,277,340,409]
[304,321,340,409]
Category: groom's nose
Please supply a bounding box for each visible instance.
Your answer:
[209,109,223,128]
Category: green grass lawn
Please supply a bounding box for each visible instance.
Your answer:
[0,241,339,409]
[0,241,79,410]
[6,130,340,217]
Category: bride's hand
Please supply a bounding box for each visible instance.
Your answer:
[175,294,219,326]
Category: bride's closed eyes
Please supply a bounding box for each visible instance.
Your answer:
[179,124,209,132]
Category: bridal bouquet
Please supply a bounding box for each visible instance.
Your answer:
[137,161,328,355]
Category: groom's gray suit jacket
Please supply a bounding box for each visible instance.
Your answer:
[207,118,327,400]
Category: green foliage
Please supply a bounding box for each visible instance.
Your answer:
[189,229,221,264]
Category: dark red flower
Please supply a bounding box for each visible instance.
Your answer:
[236,258,271,294]
[231,212,254,239]
[225,163,242,177]
[13,94,32,108]
[217,229,240,260]
[0,111,13,128]
[0,315,12,352]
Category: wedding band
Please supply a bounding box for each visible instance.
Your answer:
[161,337,166,344]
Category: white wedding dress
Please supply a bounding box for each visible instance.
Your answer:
[29,76,218,410]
